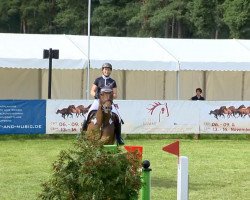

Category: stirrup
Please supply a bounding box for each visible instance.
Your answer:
[116,137,125,145]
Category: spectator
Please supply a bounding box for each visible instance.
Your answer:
[191,88,205,100]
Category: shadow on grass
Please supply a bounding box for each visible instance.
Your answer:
[0,134,77,141]
[151,177,177,189]
[125,134,250,140]
[152,177,227,191]
[0,133,249,141]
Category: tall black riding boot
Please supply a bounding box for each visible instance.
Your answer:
[82,118,87,132]
[115,122,125,145]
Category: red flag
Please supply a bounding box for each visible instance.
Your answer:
[162,141,179,157]
[124,145,143,160]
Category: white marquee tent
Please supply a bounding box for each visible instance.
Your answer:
[0,33,87,69]
[1,33,250,100]
[153,38,250,71]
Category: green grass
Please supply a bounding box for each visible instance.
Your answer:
[0,135,249,200]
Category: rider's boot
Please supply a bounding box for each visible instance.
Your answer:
[82,118,87,132]
[115,121,125,145]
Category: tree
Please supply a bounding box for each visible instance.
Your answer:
[53,0,90,34]
[0,0,20,32]
[128,0,190,38]
[91,0,140,36]
[187,0,226,38]
[223,0,250,38]
[0,0,57,33]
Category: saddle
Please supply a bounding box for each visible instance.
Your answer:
[82,110,119,131]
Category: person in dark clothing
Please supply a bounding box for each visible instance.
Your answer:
[191,88,205,100]
[83,63,124,145]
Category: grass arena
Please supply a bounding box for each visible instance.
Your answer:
[0,134,249,200]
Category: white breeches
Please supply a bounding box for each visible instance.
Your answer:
[87,99,121,122]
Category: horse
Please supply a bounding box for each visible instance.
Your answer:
[85,88,115,145]
[67,105,81,117]
[220,106,233,118]
[209,109,224,119]
[237,106,250,118]
[77,104,91,116]
[56,108,72,119]
[228,106,238,117]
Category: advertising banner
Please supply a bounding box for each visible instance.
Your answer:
[46,100,92,134]
[46,100,199,134]
[46,100,250,134]
[199,101,250,134]
[0,100,46,134]
[119,100,199,134]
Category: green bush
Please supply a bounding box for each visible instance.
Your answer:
[38,135,142,200]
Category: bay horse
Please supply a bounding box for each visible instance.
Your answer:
[85,88,115,145]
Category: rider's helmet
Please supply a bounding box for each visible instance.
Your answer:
[102,63,112,70]
[100,86,113,93]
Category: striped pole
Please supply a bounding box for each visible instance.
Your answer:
[177,156,189,200]
[104,145,118,153]
[141,160,151,200]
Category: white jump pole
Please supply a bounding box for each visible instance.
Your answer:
[177,156,189,200]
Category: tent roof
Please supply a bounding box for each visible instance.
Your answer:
[154,38,250,71]
[67,35,179,71]
[0,33,86,69]
[1,33,250,71]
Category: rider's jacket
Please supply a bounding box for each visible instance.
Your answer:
[94,75,117,99]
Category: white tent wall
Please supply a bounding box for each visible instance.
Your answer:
[206,71,243,100]
[123,71,164,100]
[1,34,250,100]
[243,72,250,100]
[1,68,250,100]
[0,68,41,99]
[84,70,207,100]
[40,69,84,99]
[179,71,204,100]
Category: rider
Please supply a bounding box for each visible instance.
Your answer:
[83,63,124,145]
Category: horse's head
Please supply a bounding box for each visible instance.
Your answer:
[99,87,113,113]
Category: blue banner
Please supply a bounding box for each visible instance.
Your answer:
[0,100,46,134]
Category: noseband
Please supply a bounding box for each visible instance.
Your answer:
[101,99,113,111]
[100,91,113,113]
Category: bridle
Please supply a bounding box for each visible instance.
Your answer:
[100,91,113,113]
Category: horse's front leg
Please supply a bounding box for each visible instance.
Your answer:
[96,103,103,128]
[100,113,115,145]
[86,122,101,141]
[101,125,115,145]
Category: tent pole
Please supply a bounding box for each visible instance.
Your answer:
[241,72,245,100]
[163,71,166,100]
[203,71,207,99]
[86,0,91,100]
[176,71,180,100]
[48,48,53,99]
[122,70,126,100]
[38,69,42,99]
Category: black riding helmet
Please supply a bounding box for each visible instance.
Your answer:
[102,63,112,70]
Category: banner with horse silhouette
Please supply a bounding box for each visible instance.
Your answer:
[46,100,92,134]
[119,100,200,134]
[46,100,200,134]
[2,100,249,134]
[46,100,250,134]
[0,100,46,134]
[199,101,250,133]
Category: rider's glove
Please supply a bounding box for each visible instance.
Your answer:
[95,91,100,99]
